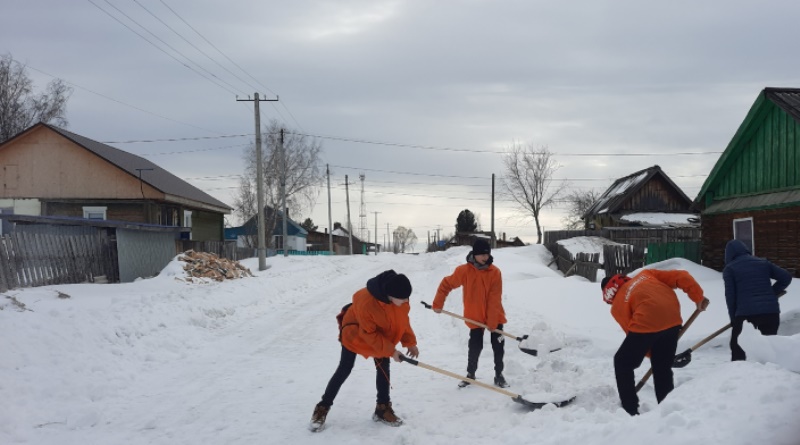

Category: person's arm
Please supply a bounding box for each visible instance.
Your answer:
[432,267,464,312]
[770,262,793,294]
[485,269,503,331]
[723,267,737,321]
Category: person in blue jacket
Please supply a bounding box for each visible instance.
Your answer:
[723,239,792,361]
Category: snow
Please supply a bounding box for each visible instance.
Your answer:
[620,212,699,226]
[2,245,799,445]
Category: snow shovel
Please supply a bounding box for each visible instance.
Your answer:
[672,290,787,368]
[635,308,701,392]
[420,301,560,356]
[398,354,575,410]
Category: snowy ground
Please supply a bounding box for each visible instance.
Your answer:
[2,244,799,445]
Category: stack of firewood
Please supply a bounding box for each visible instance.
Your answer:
[179,250,254,282]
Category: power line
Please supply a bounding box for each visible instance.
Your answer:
[87,0,242,96]
[103,134,252,144]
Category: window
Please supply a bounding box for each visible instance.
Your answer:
[183,210,193,240]
[274,235,284,249]
[83,206,107,220]
[733,217,754,254]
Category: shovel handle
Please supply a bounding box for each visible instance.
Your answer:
[420,301,526,342]
[398,355,519,398]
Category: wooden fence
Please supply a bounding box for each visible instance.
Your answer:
[0,231,118,293]
[544,227,701,251]
[550,243,646,283]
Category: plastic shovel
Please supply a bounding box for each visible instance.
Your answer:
[420,301,560,356]
[398,355,575,410]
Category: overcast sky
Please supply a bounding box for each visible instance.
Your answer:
[3,0,799,246]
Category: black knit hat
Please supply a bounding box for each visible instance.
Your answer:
[385,273,412,299]
[472,239,491,255]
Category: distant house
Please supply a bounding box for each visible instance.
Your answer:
[695,87,800,274]
[225,206,307,251]
[0,123,232,240]
[582,165,698,230]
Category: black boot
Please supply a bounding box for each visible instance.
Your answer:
[458,372,476,388]
[494,373,509,388]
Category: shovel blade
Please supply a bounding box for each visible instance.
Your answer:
[518,345,562,357]
[512,395,576,410]
[672,349,692,368]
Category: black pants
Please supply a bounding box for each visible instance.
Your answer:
[614,325,681,416]
[730,313,780,361]
[467,325,505,376]
[319,345,391,408]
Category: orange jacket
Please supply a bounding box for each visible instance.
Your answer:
[611,269,705,334]
[341,287,417,359]
[433,260,506,330]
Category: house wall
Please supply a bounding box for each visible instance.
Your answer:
[619,176,693,213]
[0,128,163,200]
[191,209,224,241]
[44,201,149,222]
[713,103,800,199]
[701,206,800,275]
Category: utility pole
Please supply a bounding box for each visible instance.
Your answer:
[344,175,354,255]
[237,93,278,271]
[386,223,391,253]
[280,128,288,257]
[491,173,496,249]
[372,211,381,255]
[326,164,333,254]
[359,174,368,242]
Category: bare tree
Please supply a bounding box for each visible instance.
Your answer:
[561,189,603,230]
[0,54,72,142]
[235,120,324,247]
[392,226,417,253]
[232,177,258,248]
[502,142,567,244]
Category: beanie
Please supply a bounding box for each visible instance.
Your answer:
[385,273,412,299]
[472,239,491,255]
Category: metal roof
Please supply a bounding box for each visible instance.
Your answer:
[42,124,232,213]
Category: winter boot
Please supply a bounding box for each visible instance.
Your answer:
[373,402,403,427]
[494,373,509,388]
[458,372,476,388]
[308,403,330,432]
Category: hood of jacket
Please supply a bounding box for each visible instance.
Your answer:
[366,269,399,304]
[725,239,751,264]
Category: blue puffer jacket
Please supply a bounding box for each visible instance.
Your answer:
[723,240,792,320]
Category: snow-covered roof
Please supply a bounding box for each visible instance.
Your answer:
[620,212,699,227]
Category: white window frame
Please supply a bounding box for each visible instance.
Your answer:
[83,206,107,220]
[732,217,754,254]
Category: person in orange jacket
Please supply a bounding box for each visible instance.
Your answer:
[309,270,419,432]
[433,238,508,388]
[601,269,710,416]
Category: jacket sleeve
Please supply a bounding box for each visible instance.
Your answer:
[770,263,793,295]
[722,267,737,320]
[485,269,504,330]
[357,304,396,358]
[400,305,417,348]
[651,270,705,303]
[433,267,464,310]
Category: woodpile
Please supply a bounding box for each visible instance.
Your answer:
[179,250,254,282]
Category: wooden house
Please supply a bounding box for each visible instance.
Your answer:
[695,87,800,274]
[225,206,308,252]
[582,165,698,230]
[0,123,232,241]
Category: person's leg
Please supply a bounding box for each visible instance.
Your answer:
[730,317,746,361]
[319,345,357,407]
[374,357,391,404]
[490,323,505,375]
[649,325,680,403]
[467,328,484,376]
[749,313,780,336]
[614,332,653,415]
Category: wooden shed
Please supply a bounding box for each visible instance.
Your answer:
[695,87,800,274]
[582,165,698,230]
